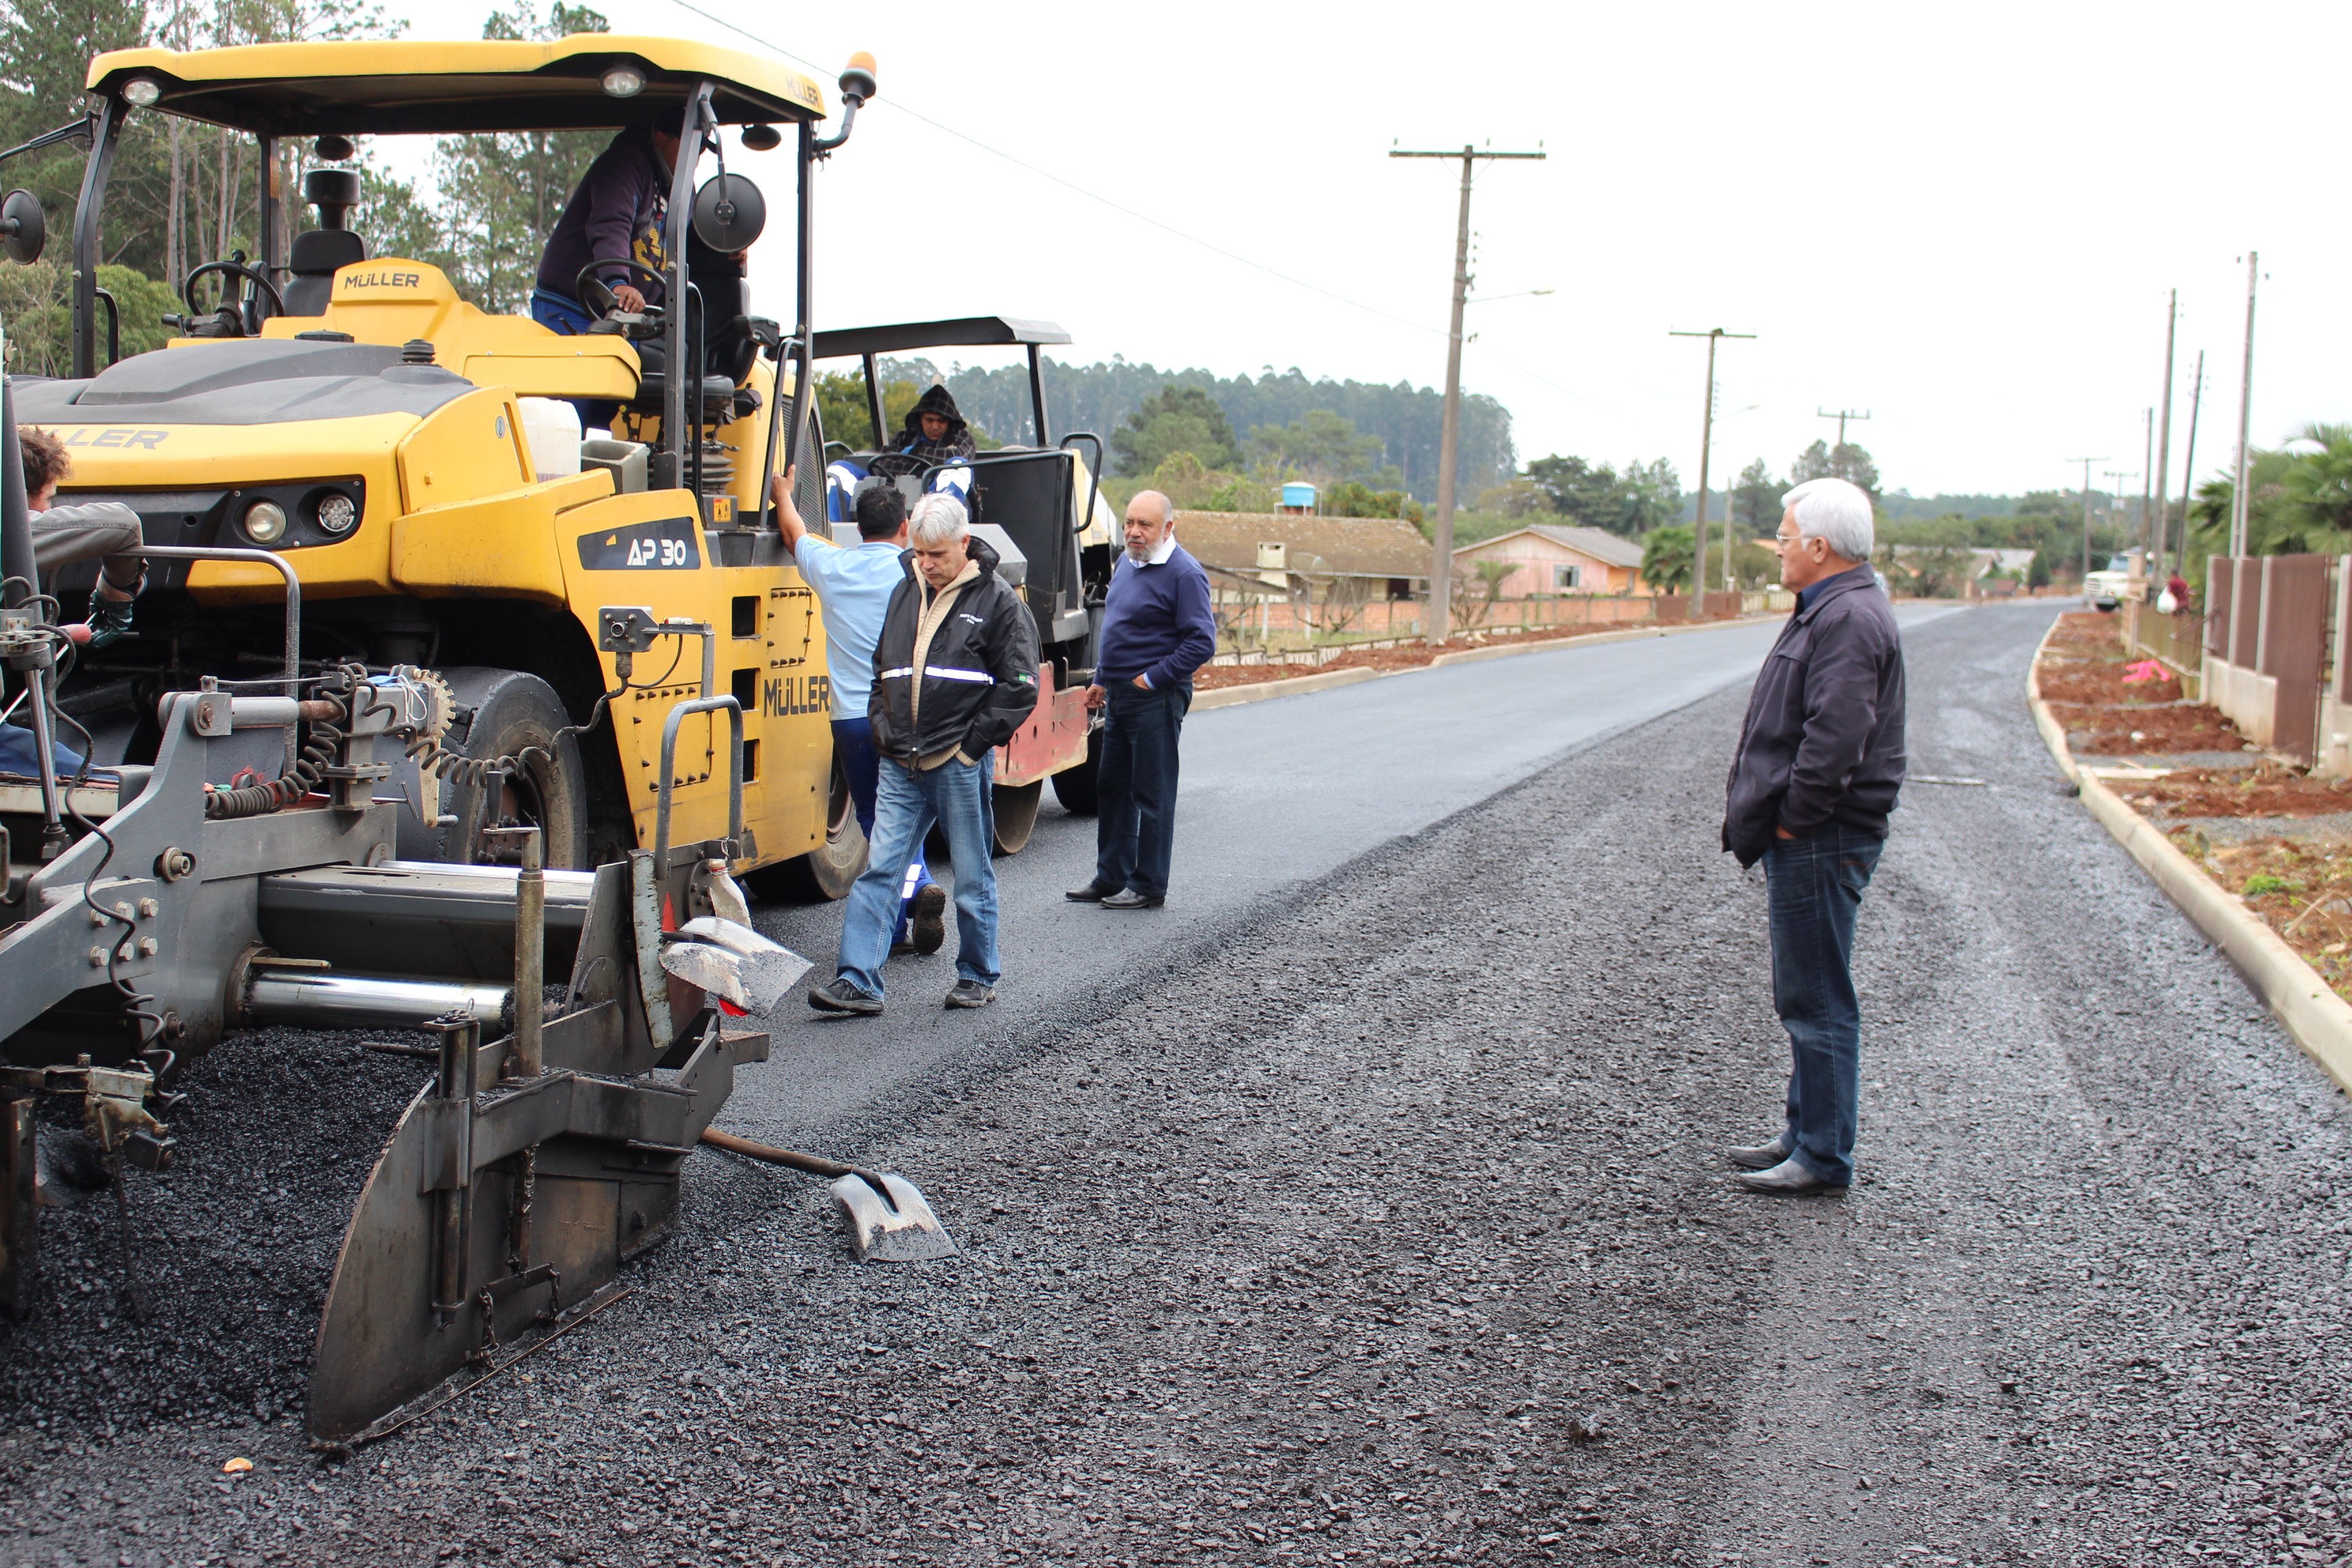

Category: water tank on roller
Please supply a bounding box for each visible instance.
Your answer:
[1280,480,1318,512]
[518,397,583,480]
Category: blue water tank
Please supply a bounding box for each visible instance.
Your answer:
[1281,481,1318,511]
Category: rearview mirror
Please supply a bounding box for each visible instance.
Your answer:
[0,189,44,265]
[691,173,765,252]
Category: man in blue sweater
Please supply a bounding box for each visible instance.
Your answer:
[1068,490,1218,911]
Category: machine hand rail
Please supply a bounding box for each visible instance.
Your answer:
[1058,432,1104,537]
[759,330,809,531]
[652,695,743,872]
[126,544,299,768]
[92,287,118,367]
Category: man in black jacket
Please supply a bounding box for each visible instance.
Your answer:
[808,493,1040,1014]
[1720,477,1906,1196]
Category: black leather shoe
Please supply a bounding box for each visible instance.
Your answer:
[806,976,882,1015]
[1065,881,1119,902]
[1726,1133,1788,1171]
[1732,1157,1844,1196]
[1100,889,1164,910]
[908,883,947,954]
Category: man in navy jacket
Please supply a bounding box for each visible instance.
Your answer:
[1068,491,1217,911]
[1720,476,1906,1196]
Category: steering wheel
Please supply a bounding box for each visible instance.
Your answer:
[868,451,931,480]
[574,258,668,329]
[181,257,286,338]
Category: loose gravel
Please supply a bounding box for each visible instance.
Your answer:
[5,603,2351,1568]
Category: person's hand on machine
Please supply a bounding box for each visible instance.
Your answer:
[612,282,648,314]
[768,464,808,547]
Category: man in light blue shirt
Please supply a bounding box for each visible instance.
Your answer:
[772,469,945,953]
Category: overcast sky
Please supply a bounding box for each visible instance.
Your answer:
[380,0,2345,500]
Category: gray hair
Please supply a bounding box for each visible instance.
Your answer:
[909,492,969,548]
[1780,477,1875,562]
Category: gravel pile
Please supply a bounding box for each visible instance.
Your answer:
[4,603,2350,1568]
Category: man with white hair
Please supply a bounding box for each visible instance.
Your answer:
[1720,476,1906,1196]
[806,492,1040,1015]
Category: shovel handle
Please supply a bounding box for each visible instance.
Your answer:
[698,1127,895,1203]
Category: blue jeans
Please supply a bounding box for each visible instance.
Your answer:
[830,717,933,944]
[529,288,621,430]
[1094,679,1190,899]
[836,753,997,999]
[1763,823,1884,1186]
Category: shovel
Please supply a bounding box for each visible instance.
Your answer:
[698,1126,958,1263]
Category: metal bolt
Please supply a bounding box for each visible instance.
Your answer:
[88,909,107,928]
[118,943,136,963]
[137,937,159,958]
[88,946,106,966]
[114,901,135,921]
[137,898,159,919]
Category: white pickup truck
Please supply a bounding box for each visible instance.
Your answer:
[2085,553,2139,610]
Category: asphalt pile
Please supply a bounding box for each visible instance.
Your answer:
[2,1027,430,1436]
[4,603,2351,1568]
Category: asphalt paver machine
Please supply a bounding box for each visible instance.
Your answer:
[0,33,959,1445]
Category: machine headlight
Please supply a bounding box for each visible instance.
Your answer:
[600,65,644,98]
[121,78,162,107]
[242,500,288,544]
[314,491,357,536]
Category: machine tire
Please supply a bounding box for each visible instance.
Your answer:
[992,779,1044,855]
[401,668,591,869]
[751,747,868,901]
[1049,727,1103,816]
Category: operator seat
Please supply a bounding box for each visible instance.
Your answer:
[282,168,367,316]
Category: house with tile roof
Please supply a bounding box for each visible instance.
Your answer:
[1451,524,1650,595]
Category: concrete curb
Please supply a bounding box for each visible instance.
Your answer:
[2027,617,2352,1094]
[1193,613,1779,713]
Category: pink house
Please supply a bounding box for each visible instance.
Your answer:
[1454,524,1648,596]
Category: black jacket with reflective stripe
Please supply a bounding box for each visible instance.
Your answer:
[868,535,1041,766]
[1720,564,1906,868]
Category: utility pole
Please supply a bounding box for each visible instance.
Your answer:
[2140,409,2154,566]
[2104,470,2139,571]
[1391,142,1546,644]
[2230,251,2260,559]
[2067,457,2107,587]
[1669,327,1754,612]
[2152,290,2177,583]
[2176,349,2205,581]
[1816,407,1872,448]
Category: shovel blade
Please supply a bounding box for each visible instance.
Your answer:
[829,1173,959,1264]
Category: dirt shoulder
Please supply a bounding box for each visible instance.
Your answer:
[2035,610,2352,1001]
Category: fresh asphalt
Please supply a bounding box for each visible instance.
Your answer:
[41,596,2352,1568]
[740,608,1961,1139]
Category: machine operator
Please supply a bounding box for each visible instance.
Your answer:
[531,122,680,337]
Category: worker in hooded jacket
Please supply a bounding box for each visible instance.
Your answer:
[806,491,1039,1015]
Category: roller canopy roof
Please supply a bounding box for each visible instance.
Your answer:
[86,35,827,136]
[813,318,1072,360]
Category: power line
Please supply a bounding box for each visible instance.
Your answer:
[656,0,1611,416]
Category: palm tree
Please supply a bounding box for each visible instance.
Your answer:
[1642,525,1695,595]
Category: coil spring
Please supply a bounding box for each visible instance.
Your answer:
[201,664,359,820]
[405,733,529,793]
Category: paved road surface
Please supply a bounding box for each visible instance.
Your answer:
[13,600,2352,1568]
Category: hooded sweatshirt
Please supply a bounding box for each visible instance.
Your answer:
[892,385,978,463]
